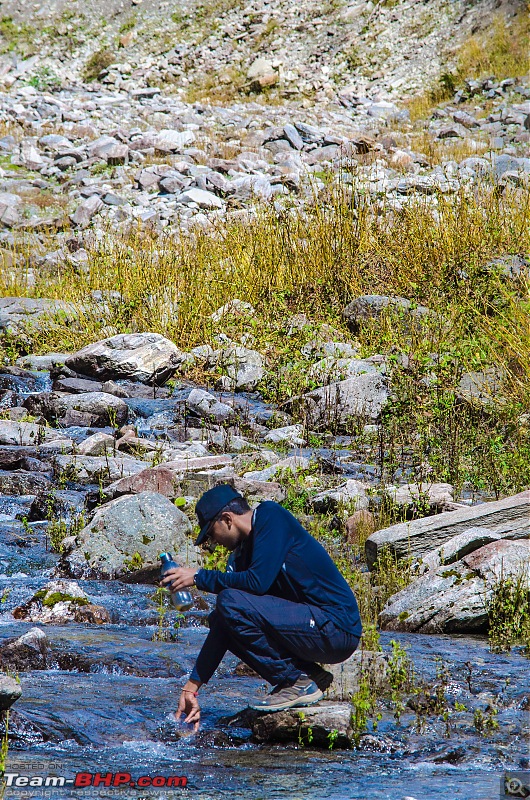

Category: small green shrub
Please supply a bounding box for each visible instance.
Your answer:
[82,49,115,82]
[487,567,530,654]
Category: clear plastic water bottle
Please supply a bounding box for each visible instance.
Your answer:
[159,552,194,611]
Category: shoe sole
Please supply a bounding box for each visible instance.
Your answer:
[250,687,323,713]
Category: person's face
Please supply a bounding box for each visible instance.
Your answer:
[202,512,241,553]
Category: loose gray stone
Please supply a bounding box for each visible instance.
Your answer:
[244,455,310,481]
[24,391,128,427]
[263,425,306,447]
[382,482,454,510]
[187,388,234,423]
[311,479,369,513]
[179,187,224,208]
[287,373,389,431]
[309,357,380,385]
[283,124,304,150]
[16,353,69,370]
[343,295,430,333]
[0,420,69,446]
[210,299,255,322]
[77,432,116,456]
[0,674,22,710]
[0,469,50,495]
[54,454,146,485]
[70,195,103,227]
[0,297,75,334]
[211,345,265,391]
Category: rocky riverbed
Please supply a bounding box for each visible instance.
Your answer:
[0,328,527,798]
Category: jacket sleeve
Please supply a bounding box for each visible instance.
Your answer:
[194,503,292,595]
[189,629,228,684]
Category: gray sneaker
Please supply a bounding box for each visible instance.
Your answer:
[249,676,323,713]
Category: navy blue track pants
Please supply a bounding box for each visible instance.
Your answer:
[193,588,360,687]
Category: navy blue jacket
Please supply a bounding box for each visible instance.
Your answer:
[190,501,362,683]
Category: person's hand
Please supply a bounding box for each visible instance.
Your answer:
[177,689,201,731]
[161,567,197,592]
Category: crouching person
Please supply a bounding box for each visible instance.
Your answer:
[161,485,362,725]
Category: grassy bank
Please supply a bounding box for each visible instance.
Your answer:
[1,174,529,497]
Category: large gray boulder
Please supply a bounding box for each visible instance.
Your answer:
[65,332,185,384]
[342,295,430,333]
[286,373,388,431]
[65,491,197,578]
[24,391,128,427]
[365,490,530,569]
[379,539,529,633]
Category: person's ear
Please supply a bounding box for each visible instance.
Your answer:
[222,512,232,530]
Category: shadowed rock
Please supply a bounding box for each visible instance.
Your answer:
[24,391,128,428]
[343,295,431,333]
[0,675,22,710]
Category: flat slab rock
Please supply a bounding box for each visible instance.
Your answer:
[0,420,70,447]
[365,489,530,568]
[54,454,146,484]
[223,701,353,748]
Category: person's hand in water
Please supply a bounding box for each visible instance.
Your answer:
[177,681,202,732]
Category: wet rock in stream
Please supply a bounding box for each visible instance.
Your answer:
[224,702,354,748]
[13,579,111,625]
[0,674,22,710]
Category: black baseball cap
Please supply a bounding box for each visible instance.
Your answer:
[195,484,242,546]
